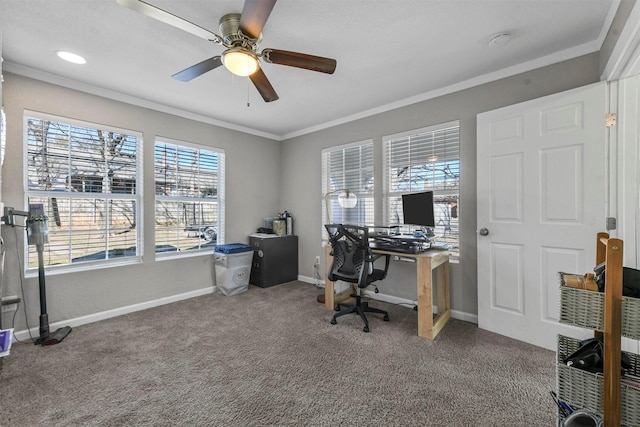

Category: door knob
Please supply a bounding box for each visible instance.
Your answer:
[479,228,490,236]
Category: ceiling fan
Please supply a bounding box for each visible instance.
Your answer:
[116,0,337,102]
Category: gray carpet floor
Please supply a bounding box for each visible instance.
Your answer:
[0,281,556,426]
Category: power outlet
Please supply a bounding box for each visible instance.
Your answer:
[313,256,320,268]
[1,303,17,313]
[1,295,21,313]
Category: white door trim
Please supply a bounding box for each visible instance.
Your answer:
[611,76,640,268]
[602,1,640,80]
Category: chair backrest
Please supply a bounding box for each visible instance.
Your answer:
[325,224,370,284]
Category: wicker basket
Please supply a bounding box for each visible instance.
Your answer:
[556,334,640,426]
[558,273,640,340]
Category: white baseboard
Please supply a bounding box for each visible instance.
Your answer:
[12,278,477,341]
[363,290,478,324]
[298,274,323,287]
[450,310,478,324]
[13,287,215,342]
[298,276,478,324]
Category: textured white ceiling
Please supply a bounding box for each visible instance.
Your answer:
[0,0,618,139]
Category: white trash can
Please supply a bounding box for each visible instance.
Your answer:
[214,244,254,296]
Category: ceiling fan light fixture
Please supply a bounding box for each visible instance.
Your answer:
[222,48,259,77]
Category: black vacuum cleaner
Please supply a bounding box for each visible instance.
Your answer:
[4,204,72,346]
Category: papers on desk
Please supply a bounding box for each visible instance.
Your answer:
[0,329,14,357]
[249,233,280,238]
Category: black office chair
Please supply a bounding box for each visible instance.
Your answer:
[325,224,391,332]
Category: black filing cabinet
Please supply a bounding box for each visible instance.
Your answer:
[249,234,298,287]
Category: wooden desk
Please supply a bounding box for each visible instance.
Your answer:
[324,246,450,340]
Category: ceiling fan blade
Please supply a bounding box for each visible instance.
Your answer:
[249,68,279,102]
[117,0,219,41]
[172,56,223,82]
[262,49,336,74]
[239,0,277,39]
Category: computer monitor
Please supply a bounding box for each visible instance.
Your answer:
[402,191,435,228]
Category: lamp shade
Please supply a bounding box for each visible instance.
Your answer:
[338,191,358,208]
[222,48,259,77]
[324,189,358,223]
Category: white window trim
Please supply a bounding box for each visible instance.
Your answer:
[382,120,460,142]
[321,139,374,234]
[154,136,225,259]
[23,110,144,276]
[382,120,460,257]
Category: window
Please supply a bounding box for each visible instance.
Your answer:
[25,113,142,271]
[383,121,460,256]
[154,138,225,255]
[322,140,374,230]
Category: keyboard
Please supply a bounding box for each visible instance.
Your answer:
[369,237,428,254]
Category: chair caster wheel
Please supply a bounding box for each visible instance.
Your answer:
[363,326,370,333]
[330,318,337,325]
[383,315,390,321]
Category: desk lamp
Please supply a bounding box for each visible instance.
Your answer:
[323,189,357,224]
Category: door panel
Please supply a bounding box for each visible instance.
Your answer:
[491,243,524,314]
[540,146,582,223]
[477,82,606,349]
[491,154,523,221]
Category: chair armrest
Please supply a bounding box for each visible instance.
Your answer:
[380,253,391,274]
[368,251,391,274]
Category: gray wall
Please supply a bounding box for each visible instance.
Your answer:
[2,72,281,330]
[281,53,601,317]
[0,53,605,330]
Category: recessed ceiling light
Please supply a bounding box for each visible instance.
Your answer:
[56,50,86,64]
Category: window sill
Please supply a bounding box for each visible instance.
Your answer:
[25,256,143,278]
[155,248,214,261]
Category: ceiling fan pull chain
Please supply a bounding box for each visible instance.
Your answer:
[247,77,251,107]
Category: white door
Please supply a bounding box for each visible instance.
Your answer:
[477,82,607,350]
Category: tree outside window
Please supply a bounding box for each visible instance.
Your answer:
[25,114,142,270]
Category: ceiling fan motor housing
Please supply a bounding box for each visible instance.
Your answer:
[219,13,260,50]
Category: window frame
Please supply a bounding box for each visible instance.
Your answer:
[23,111,144,275]
[382,121,460,257]
[321,139,374,236]
[154,136,225,259]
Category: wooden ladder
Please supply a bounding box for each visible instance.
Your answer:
[597,231,624,426]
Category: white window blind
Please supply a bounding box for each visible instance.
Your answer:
[25,113,142,271]
[383,122,460,255]
[154,138,225,255]
[321,140,374,229]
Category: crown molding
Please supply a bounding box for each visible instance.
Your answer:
[283,41,601,140]
[601,0,640,80]
[5,37,601,142]
[3,62,282,141]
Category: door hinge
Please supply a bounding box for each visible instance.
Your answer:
[606,113,617,127]
[606,217,617,231]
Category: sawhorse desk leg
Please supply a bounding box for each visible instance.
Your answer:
[417,252,450,340]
